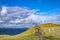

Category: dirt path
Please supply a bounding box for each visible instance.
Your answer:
[36,30,44,40]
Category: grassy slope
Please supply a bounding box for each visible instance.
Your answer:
[0,23,60,40]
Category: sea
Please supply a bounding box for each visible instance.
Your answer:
[0,28,28,35]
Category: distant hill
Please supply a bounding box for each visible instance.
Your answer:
[0,23,60,40]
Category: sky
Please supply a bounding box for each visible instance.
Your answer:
[0,0,60,12]
[0,0,60,28]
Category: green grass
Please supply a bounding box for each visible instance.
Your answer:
[0,23,60,40]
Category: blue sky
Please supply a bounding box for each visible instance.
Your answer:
[0,0,60,28]
[0,0,60,12]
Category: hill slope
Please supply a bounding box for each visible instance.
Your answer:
[0,23,60,40]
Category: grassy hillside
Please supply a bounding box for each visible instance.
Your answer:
[0,23,60,40]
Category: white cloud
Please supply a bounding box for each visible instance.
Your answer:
[0,20,3,23]
[25,14,60,24]
[36,12,47,15]
[0,6,60,28]
[9,19,24,23]
[1,6,7,16]
[25,14,41,23]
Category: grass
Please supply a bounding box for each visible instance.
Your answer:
[0,23,60,40]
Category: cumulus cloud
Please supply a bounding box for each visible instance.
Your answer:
[0,20,3,23]
[9,19,24,23]
[25,14,60,24]
[0,6,40,28]
[0,6,60,28]
[1,6,7,16]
